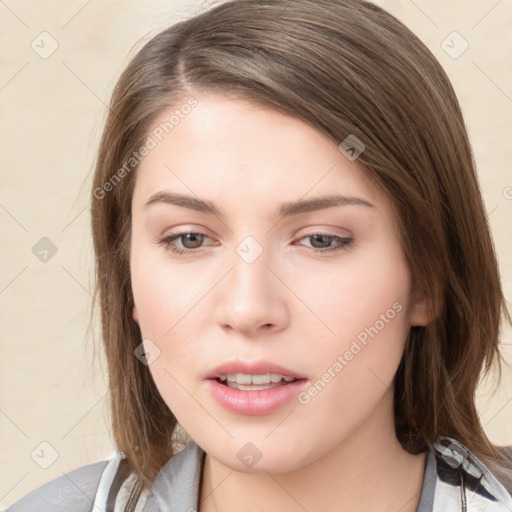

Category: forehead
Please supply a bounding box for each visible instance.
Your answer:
[132,93,384,213]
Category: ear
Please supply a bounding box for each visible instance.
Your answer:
[132,305,139,323]
[408,286,432,327]
[411,304,430,327]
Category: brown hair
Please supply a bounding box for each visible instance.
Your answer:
[90,0,512,506]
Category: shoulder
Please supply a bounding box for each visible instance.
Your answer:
[5,443,206,512]
[5,456,113,512]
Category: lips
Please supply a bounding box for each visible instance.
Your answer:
[204,360,308,415]
[205,361,309,416]
[205,360,306,381]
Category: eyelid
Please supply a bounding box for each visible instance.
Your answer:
[295,226,353,238]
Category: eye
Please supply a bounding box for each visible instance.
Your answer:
[156,231,213,255]
[295,233,353,254]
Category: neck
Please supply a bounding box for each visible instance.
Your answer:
[199,399,427,512]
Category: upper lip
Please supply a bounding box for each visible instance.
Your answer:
[206,360,306,380]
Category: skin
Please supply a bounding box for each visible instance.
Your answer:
[130,93,429,512]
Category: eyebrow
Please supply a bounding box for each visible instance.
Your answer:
[144,191,375,218]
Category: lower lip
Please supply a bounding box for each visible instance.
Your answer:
[206,378,308,415]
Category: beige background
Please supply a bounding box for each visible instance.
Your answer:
[1,0,511,508]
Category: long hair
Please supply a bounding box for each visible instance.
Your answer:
[90,0,512,506]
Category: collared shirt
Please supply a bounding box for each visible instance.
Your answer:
[6,437,512,511]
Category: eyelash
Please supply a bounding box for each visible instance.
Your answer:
[156,231,353,256]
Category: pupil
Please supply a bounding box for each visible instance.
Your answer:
[311,234,331,248]
[183,233,204,249]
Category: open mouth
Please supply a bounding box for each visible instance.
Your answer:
[215,374,300,391]
[207,372,308,415]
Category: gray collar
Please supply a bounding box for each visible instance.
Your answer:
[143,440,205,512]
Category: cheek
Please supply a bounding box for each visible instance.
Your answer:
[130,242,205,338]
[292,247,411,347]
[289,259,411,448]
[130,245,210,411]
[295,248,412,399]
[131,261,204,418]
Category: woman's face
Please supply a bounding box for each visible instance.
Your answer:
[130,93,427,473]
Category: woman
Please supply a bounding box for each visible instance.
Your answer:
[7,0,512,511]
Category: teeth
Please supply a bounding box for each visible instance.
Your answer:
[227,382,277,391]
[220,373,297,385]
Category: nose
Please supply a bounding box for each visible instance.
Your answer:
[214,239,289,337]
